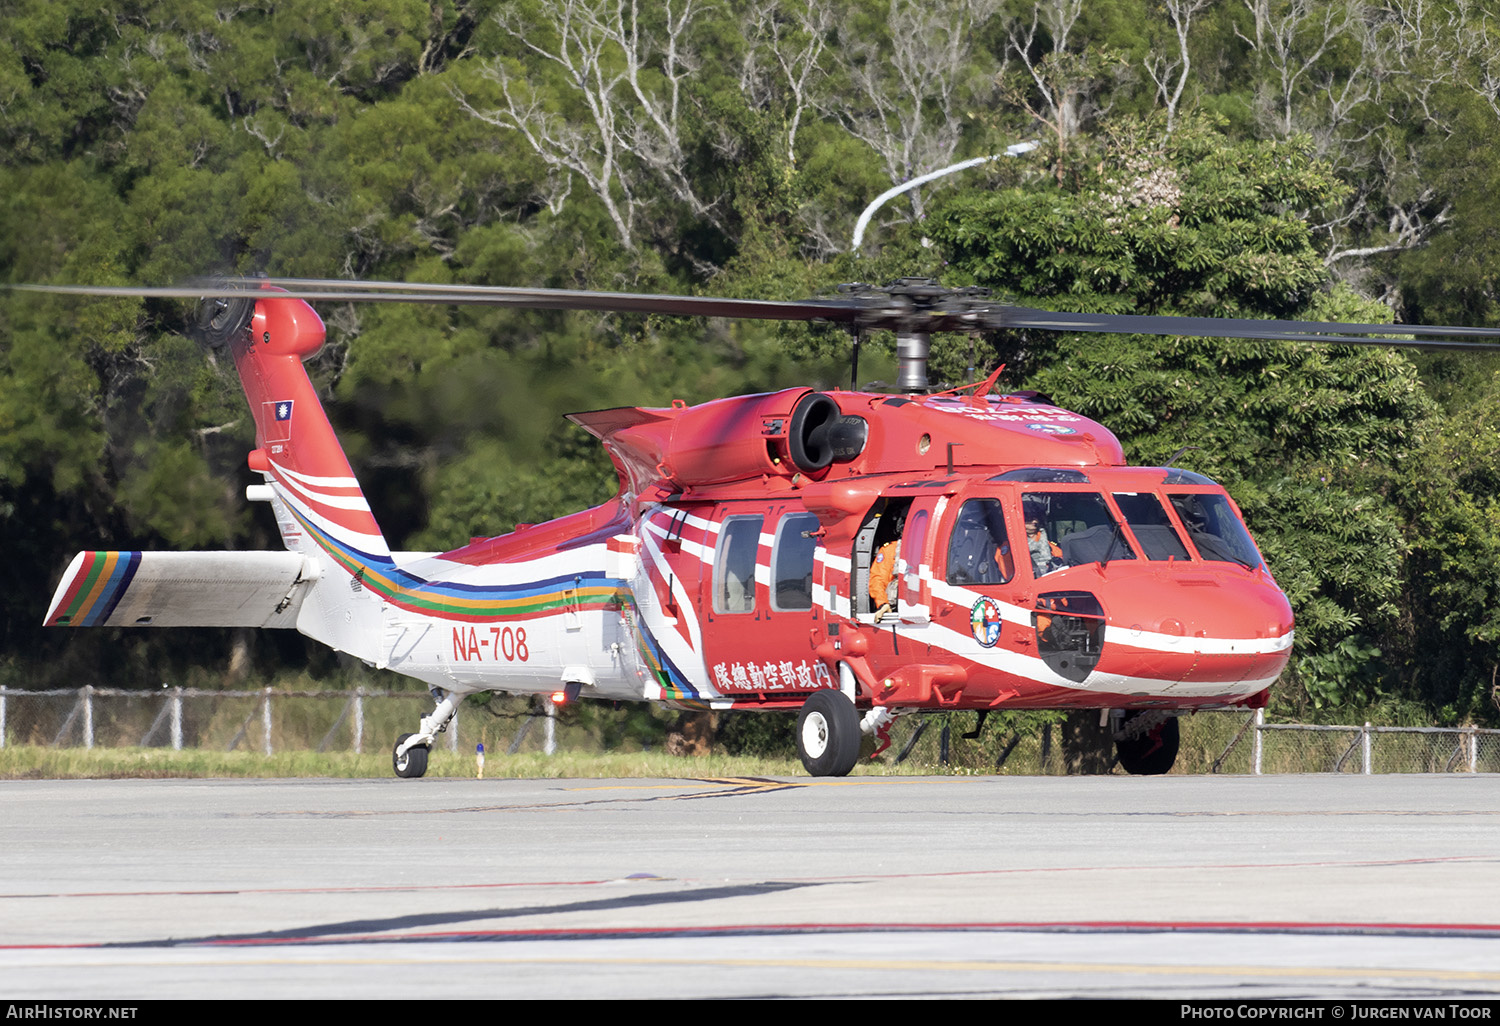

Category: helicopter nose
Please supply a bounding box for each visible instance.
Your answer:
[1105,574,1294,692]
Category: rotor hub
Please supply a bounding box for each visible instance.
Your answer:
[839,279,998,391]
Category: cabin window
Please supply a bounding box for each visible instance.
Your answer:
[771,512,820,611]
[945,499,1015,585]
[714,515,763,613]
[1112,492,1190,561]
[1168,493,1263,569]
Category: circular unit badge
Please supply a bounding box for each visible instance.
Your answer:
[970,597,1003,648]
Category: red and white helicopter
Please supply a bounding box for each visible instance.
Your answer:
[28,276,1500,776]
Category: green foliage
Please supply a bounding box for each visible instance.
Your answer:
[1392,371,1500,719]
[715,710,797,759]
[934,116,1342,317]
[2,1,1499,726]
[929,116,1447,714]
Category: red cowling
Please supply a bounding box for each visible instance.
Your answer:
[576,388,836,493]
[657,388,816,485]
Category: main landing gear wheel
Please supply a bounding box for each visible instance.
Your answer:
[1115,713,1180,776]
[796,690,861,777]
[393,733,430,779]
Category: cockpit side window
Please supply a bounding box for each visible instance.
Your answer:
[945,499,1014,585]
[1112,492,1190,561]
[1168,493,1263,569]
[1022,491,1135,575]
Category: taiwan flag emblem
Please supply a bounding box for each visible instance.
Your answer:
[274,400,293,422]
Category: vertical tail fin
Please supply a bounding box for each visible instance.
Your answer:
[229,290,391,564]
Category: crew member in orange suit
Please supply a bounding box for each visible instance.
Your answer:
[869,510,905,616]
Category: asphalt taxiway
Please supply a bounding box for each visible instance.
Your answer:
[2,774,1498,999]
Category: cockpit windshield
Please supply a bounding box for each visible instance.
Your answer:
[1167,492,1263,569]
[1022,491,1135,576]
[1112,492,1190,561]
[943,484,1263,586]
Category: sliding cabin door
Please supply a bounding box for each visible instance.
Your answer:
[700,504,832,701]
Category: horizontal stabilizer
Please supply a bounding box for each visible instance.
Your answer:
[45,551,317,628]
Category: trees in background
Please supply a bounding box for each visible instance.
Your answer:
[929,117,1440,716]
[2,0,1497,722]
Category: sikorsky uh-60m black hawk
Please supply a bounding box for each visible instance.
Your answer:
[24,276,1500,776]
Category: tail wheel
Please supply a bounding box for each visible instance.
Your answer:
[393,733,430,779]
[1116,714,1179,775]
[795,690,861,777]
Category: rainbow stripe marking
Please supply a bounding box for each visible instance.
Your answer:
[285,501,625,623]
[618,593,702,702]
[46,551,142,627]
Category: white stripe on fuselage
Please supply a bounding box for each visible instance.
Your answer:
[270,463,364,491]
[637,514,713,700]
[914,616,1280,699]
[621,507,1287,702]
[1103,623,1293,656]
[272,479,388,556]
[926,572,1292,656]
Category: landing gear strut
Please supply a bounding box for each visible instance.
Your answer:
[391,688,460,779]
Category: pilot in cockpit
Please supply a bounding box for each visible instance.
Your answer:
[1024,498,1065,576]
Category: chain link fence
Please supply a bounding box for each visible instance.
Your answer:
[1,685,1497,773]
[878,708,1500,774]
[0,686,595,759]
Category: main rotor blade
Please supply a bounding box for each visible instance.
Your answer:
[9,278,1500,352]
[6,280,858,324]
[232,276,866,322]
[994,306,1500,352]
